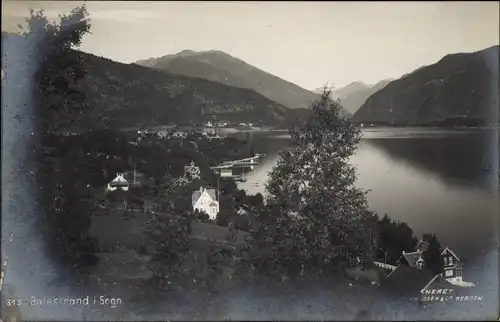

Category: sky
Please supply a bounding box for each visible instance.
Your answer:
[2,1,499,90]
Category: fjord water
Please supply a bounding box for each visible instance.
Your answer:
[236,128,498,259]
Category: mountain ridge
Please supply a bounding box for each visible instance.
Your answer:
[82,51,293,129]
[2,32,293,130]
[313,79,395,114]
[353,45,499,126]
[134,49,325,112]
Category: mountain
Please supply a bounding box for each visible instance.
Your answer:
[135,50,321,111]
[333,81,371,98]
[78,52,292,129]
[311,80,394,114]
[333,80,394,115]
[353,46,499,126]
[2,32,291,129]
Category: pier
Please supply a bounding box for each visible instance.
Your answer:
[210,154,265,182]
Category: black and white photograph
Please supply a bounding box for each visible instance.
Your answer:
[1,1,499,321]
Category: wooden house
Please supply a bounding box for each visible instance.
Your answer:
[184,161,201,180]
[106,170,154,192]
[441,246,475,287]
[107,173,129,191]
[192,186,219,220]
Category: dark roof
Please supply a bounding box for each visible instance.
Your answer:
[192,187,217,206]
[402,251,424,268]
[385,265,437,295]
[421,274,455,293]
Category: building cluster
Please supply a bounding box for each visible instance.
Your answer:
[106,160,220,220]
[106,170,153,192]
[373,238,476,301]
[205,121,228,128]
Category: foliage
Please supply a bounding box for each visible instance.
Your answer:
[67,50,290,129]
[144,184,193,286]
[423,234,443,274]
[375,214,418,264]
[193,209,211,223]
[26,5,92,133]
[28,5,98,272]
[243,89,379,280]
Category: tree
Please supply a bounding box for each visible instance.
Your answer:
[28,5,95,272]
[26,5,92,133]
[375,214,418,264]
[144,184,193,288]
[194,209,210,223]
[243,89,379,279]
[423,234,443,275]
[215,209,231,227]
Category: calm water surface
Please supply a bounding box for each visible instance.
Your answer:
[234,128,498,259]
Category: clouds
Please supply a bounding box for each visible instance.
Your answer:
[3,1,162,24]
[2,1,498,89]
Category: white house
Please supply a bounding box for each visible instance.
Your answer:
[192,186,219,220]
[441,246,475,287]
[107,173,129,191]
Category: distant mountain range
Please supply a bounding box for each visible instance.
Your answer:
[134,50,323,112]
[353,45,499,126]
[3,32,291,130]
[312,80,394,114]
[80,52,293,129]
[6,31,496,129]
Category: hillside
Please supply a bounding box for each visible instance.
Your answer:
[353,46,499,126]
[135,50,323,112]
[71,54,294,129]
[82,52,294,129]
[3,32,291,129]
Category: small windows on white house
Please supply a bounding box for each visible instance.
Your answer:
[456,266,462,277]
[445,269,453,277]
[444,257,448,266]
[448,256,453,265]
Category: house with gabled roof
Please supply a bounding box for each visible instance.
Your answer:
[441,246,475,287]
[107,173,129,191]
[399,250,425,270]
[192,186,219,220]
[184,161,201,180]
[383,242,476,299]
[106,170,153,192]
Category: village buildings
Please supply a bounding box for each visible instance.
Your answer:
[107,173,129,191]
[373,239,476,301]
[106,170,154,192]
[191,186,219,220]
[184,160,201,180]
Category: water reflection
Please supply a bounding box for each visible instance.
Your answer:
[364,130,497,192]
[236,129,498,258]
